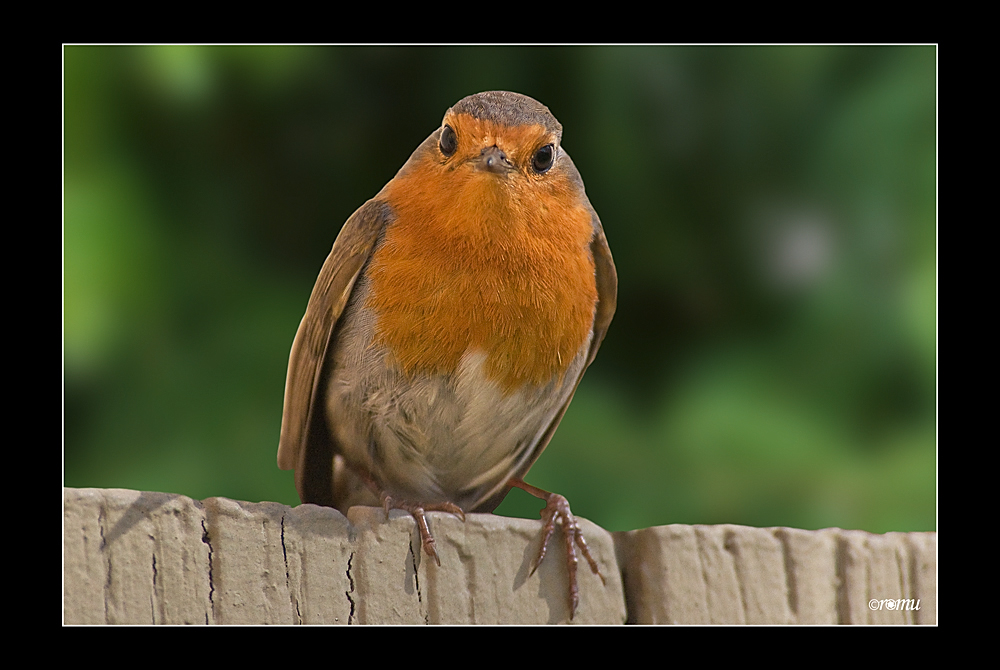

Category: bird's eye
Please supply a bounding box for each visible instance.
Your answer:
[440,125,457,157]
[532,144,555,173]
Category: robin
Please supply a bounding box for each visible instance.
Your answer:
[277,90,616,618]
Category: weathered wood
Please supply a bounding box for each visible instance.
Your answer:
[613,524,936,624]
[64,488,935,625]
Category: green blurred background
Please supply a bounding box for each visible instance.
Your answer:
[63,45,936,534]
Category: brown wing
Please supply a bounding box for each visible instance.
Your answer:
[277,199,393,505]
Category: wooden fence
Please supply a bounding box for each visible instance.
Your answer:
[63,487,936,624]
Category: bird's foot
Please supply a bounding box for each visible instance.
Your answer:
[509,479,605,620]
[380,494,466,566]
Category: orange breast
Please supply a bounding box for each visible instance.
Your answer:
[367,149,598,393]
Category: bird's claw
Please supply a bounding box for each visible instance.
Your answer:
[380,494,466,567]
[529,491,605,619]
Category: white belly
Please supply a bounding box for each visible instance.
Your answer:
[324,272,588,511]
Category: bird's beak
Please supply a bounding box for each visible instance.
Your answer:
[474,145,514,174]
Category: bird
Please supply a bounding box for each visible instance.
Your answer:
[277,90,616,618]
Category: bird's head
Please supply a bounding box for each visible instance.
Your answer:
[438,91,564,183]
[386,91,586,241]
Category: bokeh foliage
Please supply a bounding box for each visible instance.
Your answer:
[64,46,936,533]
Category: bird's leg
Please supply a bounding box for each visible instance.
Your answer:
[349,466,466,566]
[380,493,465,567]
[508,478,605,619]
